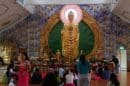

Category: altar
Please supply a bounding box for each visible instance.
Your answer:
[40,5,104,64]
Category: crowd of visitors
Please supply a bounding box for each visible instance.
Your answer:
[5,53,120,86]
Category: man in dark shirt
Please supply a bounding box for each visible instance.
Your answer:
[111,55,119,74]
[42,68,58,86]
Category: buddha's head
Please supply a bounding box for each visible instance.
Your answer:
[68,11,74,23]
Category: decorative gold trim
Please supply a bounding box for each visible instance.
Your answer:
[40,10,104,59]
[82,10,104,58]
[0,40,17,63]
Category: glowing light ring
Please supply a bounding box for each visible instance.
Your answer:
[65,9,77,22]
[60,5,83,25]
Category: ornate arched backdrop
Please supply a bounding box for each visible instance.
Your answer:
[0,5,129,58]
[40,10,104,59]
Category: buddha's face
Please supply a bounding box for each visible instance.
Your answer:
[68,14,74,23]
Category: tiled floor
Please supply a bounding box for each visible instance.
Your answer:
[91,71,127,86]
[91,71,128,86]
[120,71,127,86]
[127,72,130,86]
[0,69,128,86]
[90,79,108,86]
[30,71,128,86]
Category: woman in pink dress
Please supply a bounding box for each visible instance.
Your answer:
[17,52,31,86]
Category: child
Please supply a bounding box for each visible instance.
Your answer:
[6,61,14,83]
[64,69,75,86]
[97,64,104,78]
[55,70,61,85]
[103,66,111,80]
[8,74,16,86]
[73,71,78,86]
[108,73,120,86]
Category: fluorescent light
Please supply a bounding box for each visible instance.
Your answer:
[120,46,125,50]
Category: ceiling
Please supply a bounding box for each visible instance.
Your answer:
[113,0,130,23]
[0,0,129,32]
[0,0,29,31]
[18,0,130,23]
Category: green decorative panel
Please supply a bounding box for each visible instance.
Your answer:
[49,21,63,53]
[49,20,94,55]
[78,21,94,55]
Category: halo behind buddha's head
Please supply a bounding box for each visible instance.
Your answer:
[68,11,74,16]
[60,5,83,25]
[68,11,74,22]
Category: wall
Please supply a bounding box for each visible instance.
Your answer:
[0,5,129,59]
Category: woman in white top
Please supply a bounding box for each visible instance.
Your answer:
[64,69,75,86]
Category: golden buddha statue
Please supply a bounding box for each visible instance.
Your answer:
[61,11,79,60]
[56,49,61,62]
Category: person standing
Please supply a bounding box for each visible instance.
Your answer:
[6,61,14,84]
[107,73,120,86]
[17,52,31,86]
[73,70,78,86]
[8,74,17,86]
[111,55,119,74]
[64,69,75,86]
[59,66,65,84]
[42,68,58,86]
[31,68,42,84]
[103,66,111,80]
[77,54,91,86]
